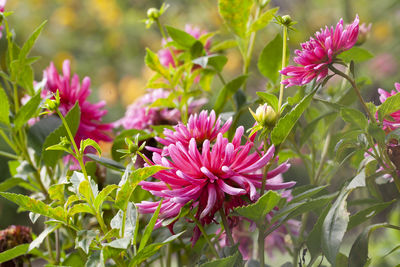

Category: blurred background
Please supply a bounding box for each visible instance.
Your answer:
[1,0,400,265]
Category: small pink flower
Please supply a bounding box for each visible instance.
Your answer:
[114,89,206,131]
[0,0,6,12]
[137,111,295,244]
[43,60,112,167]
[377,83,400,130]
[281,16,359,87]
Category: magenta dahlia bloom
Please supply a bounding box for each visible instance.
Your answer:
[281,16,359,87]
[0,0,6,39]
[378,83,400,131]
[137,111,295,243]
[114,89,206,130]
[43,60,111,160]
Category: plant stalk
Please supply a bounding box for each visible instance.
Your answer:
[278,26,288,112]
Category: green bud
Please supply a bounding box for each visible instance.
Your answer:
[281,15,293,26]
[147,8,160,20]
[250,104,277,127]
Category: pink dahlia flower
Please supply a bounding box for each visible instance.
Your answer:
[158,24,211,68]
[377,83,400,131]
[137,111,295,244]
[281,16,359,87]
[43,60,112,165]
[0,0,6,39]
[114,89,206,130]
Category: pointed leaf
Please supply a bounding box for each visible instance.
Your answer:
[29,225,59,252]
[214,75,247,114]
[250,7,279,32]
[218,0,252,38]
[14,93,41,130]
[138,200,163,251]
[0,244,29,264]
[0,87,10,125]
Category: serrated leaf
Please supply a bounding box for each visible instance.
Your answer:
[234,190,281,223]
[271,89,316,145]
[14,93,41,130]
[258,34,288,82]
[145,48,170,78]
[322,190,351,265]
[214,75,247,114]
[29,224,59,252]
[337,47,373,63]
[0,192,66,221]
[48,184,65,204]
[0,178,27,192]
[250,7,279,32]
[340,107,368,130]
[0,87,10,125]
[18,20,47,65]
[41,103,80,168]
[218,0,252,38]
[378,91,400,122]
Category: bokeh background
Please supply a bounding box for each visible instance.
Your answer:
[1,0,400,265]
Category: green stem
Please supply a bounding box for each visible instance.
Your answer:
[219,209,234,246]
[260,142,272,195]
[0,150,18,159]
[329,65,374,122]
[156,19,178,67]
[56,108,88,180]
[258,226,265,267]
[189,215,219,259]
[0,129,18,152]
[313,131,332,185]
[278,26,288,112]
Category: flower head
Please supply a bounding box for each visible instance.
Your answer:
[43,60,112,160]
[137,111,295,244]
[281,15,359,87]
[0,0,6,39]
[0,225,32,266]
[377,83,400,131]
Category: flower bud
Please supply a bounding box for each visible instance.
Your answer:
[44,90,61,111]
[356,23,372,46]
[250,104,277,127]
[281,15,293,26]
[147,8,160,20]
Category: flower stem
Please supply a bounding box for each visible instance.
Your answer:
[0,150,18,159]
[189,215,219,259]
[219,209,234,246]
[258,227,265,267]
[278,26,288,112]
[328,65,374,122]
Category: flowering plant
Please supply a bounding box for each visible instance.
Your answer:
[0,0,400,266]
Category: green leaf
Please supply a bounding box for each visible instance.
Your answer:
[75,230,98,254]
[218,0,252,38]
[250,7,279,32]
[110,202,137,240]
[199,252,240,267]
[271,89,316,145]
[256,92,278,112]
[214,75,247,114]
[94,184,118,214]
[131,165,168,184]
[340,108,368,130]
[80,139,102,156]
[291,185,328,203]
[0,192,66,221]
[377,91,400,122]
[0,244,29,264]
[190,40,205,59]
[192,55,228,72]
[258,34,288,82]
[41,103,80,168]
[111,129,153,161]
[367,123,385,145]
[300,112,336,146]
[337,47,373,63]
[209,39,237,52]
[145,48,170,78]
[48,184,65,204]
[0,178,28,192]
[306,203,332,261]
[348,200,395,230]
[18,20,47,65]
[29,225,59,252]
[85,250,104,267]
[68,203,95,216]
[348,223,396,267]
[234,191,281,223]
[138,200,162,251]
[129,232,185,267]
[0,87,10,125]
[165,25,197,48]
[14,93,41,130]
[322,190,351,265]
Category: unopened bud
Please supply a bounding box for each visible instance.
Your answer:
[281,15,293,26]
[356,23,372,46]
[147,8,160,20]
[250,104,277,127]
